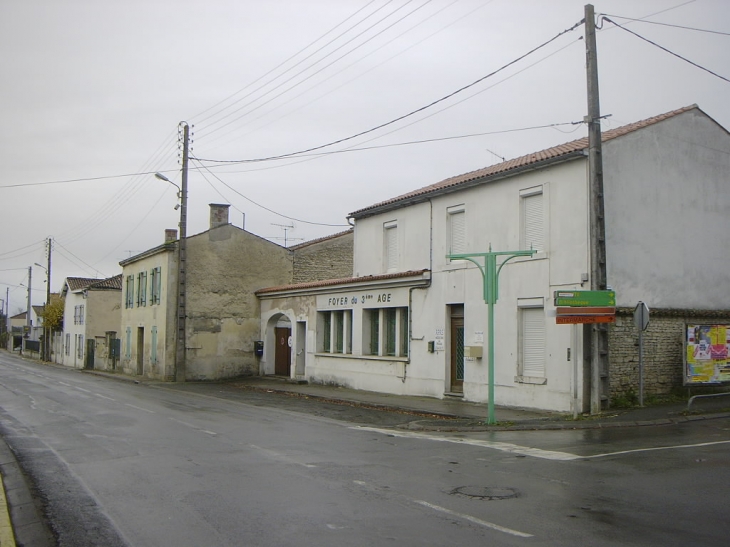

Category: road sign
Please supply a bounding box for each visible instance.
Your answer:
[556,306,616,316]
[556,315,616,325]
[634,301,650,331]
[554,290,616,307]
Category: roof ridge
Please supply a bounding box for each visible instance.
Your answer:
[289,228,353,250]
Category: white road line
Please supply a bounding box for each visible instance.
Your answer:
[94,393,115,401]
[58,382,71,387]
[125,403,155,413]
[413,500,533,538]
[354,427,581,461]
[585,439,730,459]
[74,387,91,393]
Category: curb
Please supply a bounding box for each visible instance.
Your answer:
[0,470,15,547]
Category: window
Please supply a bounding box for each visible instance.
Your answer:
[125,275,134,308]
[384,221,398,272]
[137,271,148,307]
[151,326,158,364]
[518,305,546,381]
[150,267,162,305]
[318,310,352,354]
[125,327,132,359]
[520,187,544,252]
[364,307,408,357]
[77,334,84,359]
[73,304,85,325]
[448,207,466,256]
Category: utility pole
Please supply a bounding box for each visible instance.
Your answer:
[45,238,52,360]
[175,122,189,382]
[23,266,32,355]
[585,4,609,414]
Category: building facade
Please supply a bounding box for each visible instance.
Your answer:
[257,106,730,412]
[59,275,123,369]
[119,204,294,381]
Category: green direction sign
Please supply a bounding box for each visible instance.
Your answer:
[553,290,616,307]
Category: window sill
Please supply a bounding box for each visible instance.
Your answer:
[515,375,547,385]
[315,353,408,362]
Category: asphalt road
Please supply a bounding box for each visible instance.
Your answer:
[1,353,729,546]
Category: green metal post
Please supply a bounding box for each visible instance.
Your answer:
[447,249,536,424]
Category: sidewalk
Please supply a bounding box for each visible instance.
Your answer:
[87,370,730,432]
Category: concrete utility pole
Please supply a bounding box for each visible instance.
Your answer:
[585,4,610,414]
[175,122,189,382]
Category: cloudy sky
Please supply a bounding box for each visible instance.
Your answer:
[1,0,728,314]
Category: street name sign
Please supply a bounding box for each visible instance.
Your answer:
[554,290,616,307]
[556,315,616,325]
[556,306,616,316]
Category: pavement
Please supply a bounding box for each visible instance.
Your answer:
[2,358,730,546]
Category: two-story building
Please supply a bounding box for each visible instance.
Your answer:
[256,105,730,413]
[119,204,295,381]
[59,275,123,369]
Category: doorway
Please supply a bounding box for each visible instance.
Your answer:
[450,305,465,393]
[136,327,144,375]
[274,326,291,376]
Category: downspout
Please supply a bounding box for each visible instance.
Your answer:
[401,199,434,383]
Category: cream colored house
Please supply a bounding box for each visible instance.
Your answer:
[119,204,293,381]
[59,275,122,369]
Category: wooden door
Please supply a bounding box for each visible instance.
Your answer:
[450,317,465,393]
[275,327,291,376]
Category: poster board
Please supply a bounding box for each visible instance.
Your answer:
[684,324,730,385]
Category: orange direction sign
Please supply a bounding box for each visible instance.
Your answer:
[556,306,616,316]
[556,315,616,325]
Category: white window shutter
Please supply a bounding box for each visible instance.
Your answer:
[450,211,466,254]
[386,225,398,271]
[523,193,543,251]
[522,307,545,377]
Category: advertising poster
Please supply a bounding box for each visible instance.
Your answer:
[685,324,730,385]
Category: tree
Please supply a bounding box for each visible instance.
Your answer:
[39,296,65,332]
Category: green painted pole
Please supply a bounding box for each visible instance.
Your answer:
[487,299,496,424]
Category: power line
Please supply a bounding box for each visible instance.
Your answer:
[602,14,730,36]
[194,18,584,165]
[604,17,730,84]
[196,0,431,140]
[192,159,349,227]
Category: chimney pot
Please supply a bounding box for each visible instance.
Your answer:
[210,203,231,229]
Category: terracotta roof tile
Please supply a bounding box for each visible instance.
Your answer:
[350,105,698,218]
[66,274,122,292]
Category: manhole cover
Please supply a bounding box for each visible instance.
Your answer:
[451,486,520,500]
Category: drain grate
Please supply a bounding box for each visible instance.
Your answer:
[450,486,520,500]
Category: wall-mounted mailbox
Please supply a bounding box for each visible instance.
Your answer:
[464,346,483,359]
[427,341,435,353]
[254,340,264,357]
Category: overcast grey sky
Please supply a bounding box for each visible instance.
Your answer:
[1,0,728,313]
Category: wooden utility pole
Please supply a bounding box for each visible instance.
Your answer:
[175,122,189,382]
[585,4,609,414]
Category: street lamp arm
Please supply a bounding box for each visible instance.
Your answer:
[155,172,181,195]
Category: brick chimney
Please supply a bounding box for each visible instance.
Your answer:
[165,229,178,243]
[209,203,230,229]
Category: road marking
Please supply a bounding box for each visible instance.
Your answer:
[169,418,218,436]
[94,393,115,401]
[125,403,155,413]
[414,500,533,537]
[351,480,532,538]
[249,444,318,468]
[585,439,730,459]
[355,427,581,461]
[74,387,91,393]
[58,381,71,387]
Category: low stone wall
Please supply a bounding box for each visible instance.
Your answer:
[609,308,730,400]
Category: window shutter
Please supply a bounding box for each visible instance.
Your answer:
[385,226,398,271]
[523,193,543,251]
[522,307,545,377]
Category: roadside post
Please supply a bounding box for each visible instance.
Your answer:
[554,290,616,416]
[634,301,650,406]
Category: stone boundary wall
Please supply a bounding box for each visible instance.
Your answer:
[609,308,730,399]
[292,231,353,284]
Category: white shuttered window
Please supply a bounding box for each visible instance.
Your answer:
[384,222,398,272]
[521,190,543,252]
[521,307,545,378]
[449,209,466,255]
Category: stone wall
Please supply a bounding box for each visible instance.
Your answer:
[292,230,353,283]
[609,308,730,400]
